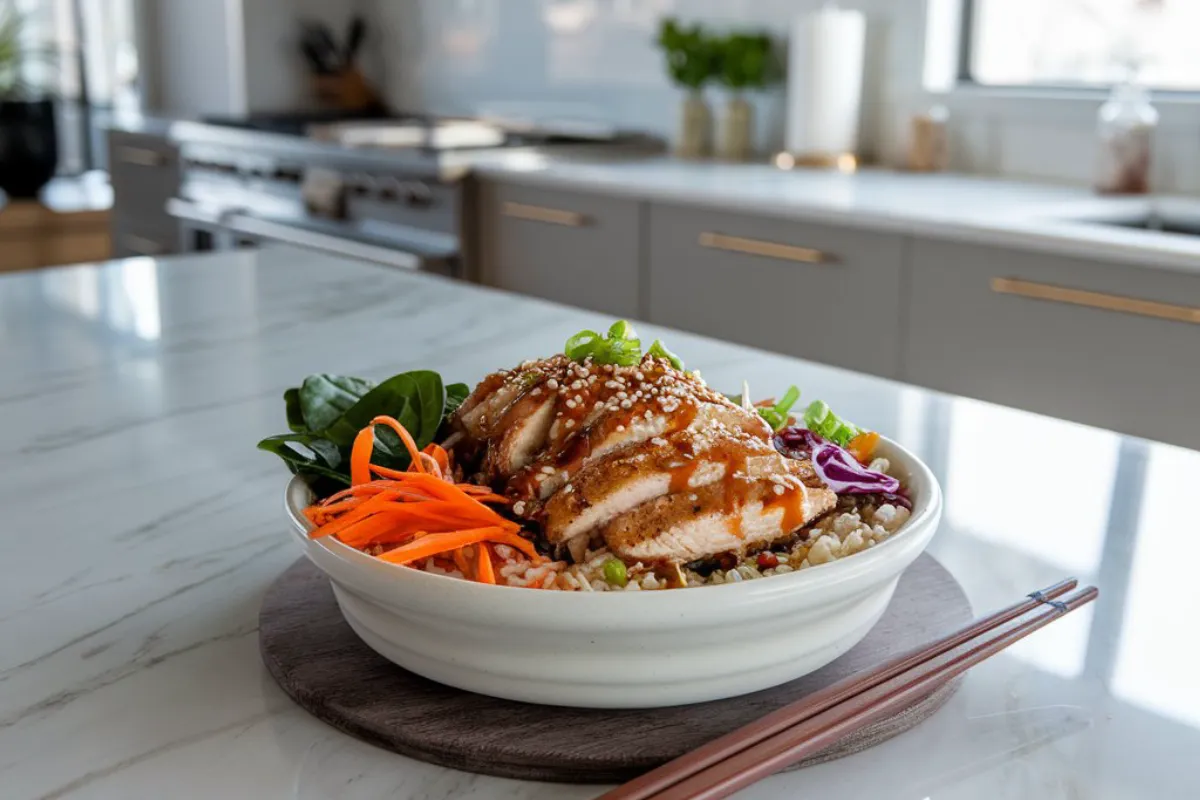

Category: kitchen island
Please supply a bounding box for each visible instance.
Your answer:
[1,247,1197,799]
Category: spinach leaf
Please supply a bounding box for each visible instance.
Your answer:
[444,382,470,418]
[299,374,375,432]
[257,434,351,486]
[261,370,459,491]
[284,388,307,433]
[319,371,445,469]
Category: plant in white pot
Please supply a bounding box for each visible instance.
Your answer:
[715,31,776,162]
[657,18,718,159]
[0,4,58,199]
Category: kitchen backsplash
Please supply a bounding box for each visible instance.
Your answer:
[363,0,1200,192]
[365,0,909,161]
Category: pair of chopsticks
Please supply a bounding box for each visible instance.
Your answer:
[600,577,1097,800]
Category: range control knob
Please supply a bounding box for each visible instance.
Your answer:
[401,181,434,208]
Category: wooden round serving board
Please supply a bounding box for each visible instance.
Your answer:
[260,554,970,784]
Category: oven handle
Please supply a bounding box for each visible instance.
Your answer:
[166,198,436,272]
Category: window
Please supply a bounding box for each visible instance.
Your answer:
[962,0,1200,90]
[13,0,142,173]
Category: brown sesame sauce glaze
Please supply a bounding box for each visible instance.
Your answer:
[470,353,813,544]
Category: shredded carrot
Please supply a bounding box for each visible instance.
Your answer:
[476,543,496,584]
[303,415,541,585]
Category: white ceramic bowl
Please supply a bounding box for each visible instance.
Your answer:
[284,437,942,709]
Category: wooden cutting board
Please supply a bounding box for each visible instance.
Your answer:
[260,554,970,784]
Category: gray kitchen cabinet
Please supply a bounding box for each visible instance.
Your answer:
[107,129,182,255]
[477,179,641,317]
[904,237,1200,448]
[646,202,906,378]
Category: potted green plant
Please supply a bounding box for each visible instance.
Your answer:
[714,31,775,161]
[657,18,718,159]
[0,4,58,199]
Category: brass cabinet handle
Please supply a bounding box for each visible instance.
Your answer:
[991,277,1200,325]
[121,233,165,255]
[116,146,167,167]
[502,201,588,227]
[698,232,836,265]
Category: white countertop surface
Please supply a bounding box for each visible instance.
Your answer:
[464,151,1200,273]
[3,248,1199,799]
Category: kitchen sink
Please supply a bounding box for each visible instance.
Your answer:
[1057,199,1200,238]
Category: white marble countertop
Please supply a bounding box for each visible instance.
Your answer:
[465,152,1200,273]
[3,248,1198,799]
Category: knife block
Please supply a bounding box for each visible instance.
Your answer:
[313,67,382,113]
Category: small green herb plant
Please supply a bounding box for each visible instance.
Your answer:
[715,31,776,91]
[657,18,719,90]
[0,3,55,99]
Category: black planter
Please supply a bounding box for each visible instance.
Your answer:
[0,99,59,199]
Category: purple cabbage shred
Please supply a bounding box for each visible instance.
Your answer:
[773,427,911,509]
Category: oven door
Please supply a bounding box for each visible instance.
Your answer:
[167,199,460,277]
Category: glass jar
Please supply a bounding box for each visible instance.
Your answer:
[1095,80,1158,195]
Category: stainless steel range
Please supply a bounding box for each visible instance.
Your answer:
[165,114,659,280]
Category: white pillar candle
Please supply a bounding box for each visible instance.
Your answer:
[784,6,867,160]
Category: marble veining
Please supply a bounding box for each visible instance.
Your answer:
[2,248,1199,798]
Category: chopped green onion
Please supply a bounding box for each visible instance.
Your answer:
[564,322,686,369]
[602,558,628,587]
[602,336,643,366]
[608,320,638,341]
[757,385,801,432]
[564,329,602,361]
[647,339,684,370]
[803,399,863,446]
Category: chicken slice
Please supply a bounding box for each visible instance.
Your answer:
[542,428,784,545]
[509,400,766,504]
[601,465,836,564]
[455,355,571,439]
[485,391,557,478]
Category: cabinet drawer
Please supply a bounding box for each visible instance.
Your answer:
[904,238,1200,447]
[107,131,181,216]
[478,181,641,317]
[110,215,181,259]
[647,203,905,377]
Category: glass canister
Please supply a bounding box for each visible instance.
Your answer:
[1095,79,1158,195]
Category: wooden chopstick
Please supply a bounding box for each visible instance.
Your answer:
[644,585,1098,800]
[600,577,1080,800]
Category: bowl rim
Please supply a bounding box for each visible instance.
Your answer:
[285,435,941,603]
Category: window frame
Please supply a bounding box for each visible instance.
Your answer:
[955,0,1200,96]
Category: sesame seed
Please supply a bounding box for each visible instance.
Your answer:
[575,395,583,404]
[561,471,570,482]
[620,399,633,409]
[541,466,556,474]
[566,399,577,409]
[689,493,698,501]
[617,391,628,400]
[570,380,583,390]
[531,388,542,396]
[635,371,644,381]
[565,419,575,428]
[774,485,786,496]
[616,425,626,432]
[563,484,574,494]
[513,501,527,515]
[547,378,559,390]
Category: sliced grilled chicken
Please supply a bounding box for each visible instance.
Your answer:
[542,427,784,545]
[485,390,556,477]
[455,355,572,439]
[601,467,836,564]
